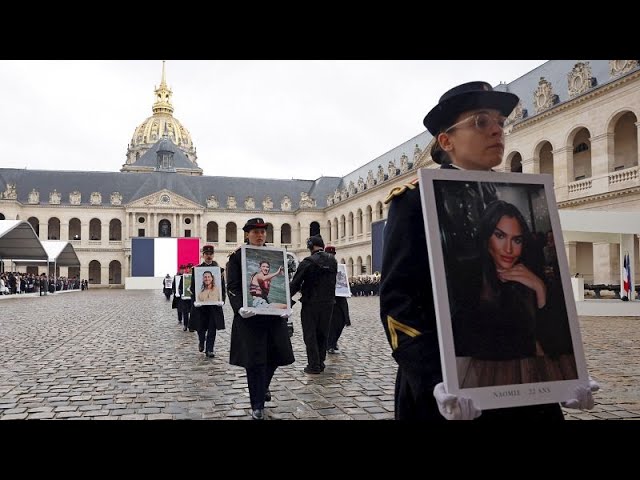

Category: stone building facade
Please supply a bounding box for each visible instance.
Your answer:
[1,60,639,286]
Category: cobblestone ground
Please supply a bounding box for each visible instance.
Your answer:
[0,290,638,420]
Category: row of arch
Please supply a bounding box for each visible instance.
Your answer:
[205,221,321,244]
[507,111,639,181]
[326,202,385,242]
[20,217,123,241]
[339,255,373,276]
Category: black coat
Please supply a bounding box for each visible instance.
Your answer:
[289,250,337,304]
[226,247,294,369]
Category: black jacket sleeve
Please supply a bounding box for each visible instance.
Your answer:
[226,250,243,314]
[379,184,442,387]
[289,257,312,298]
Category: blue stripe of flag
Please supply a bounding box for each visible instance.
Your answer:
[132,238,155,277]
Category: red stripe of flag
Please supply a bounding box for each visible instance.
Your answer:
[177,238,201,271]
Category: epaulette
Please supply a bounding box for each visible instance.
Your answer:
[227,246,242,258]
[384,177,419,204]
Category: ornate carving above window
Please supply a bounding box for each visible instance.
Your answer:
[262,196,273,211]
[69,191,81,205]
[207,195,219,208]
[226,196,237,209]
[366,170,375,188]
[534,77,558,113]
[348,181,356,195]
[110,192,122,206]
[506,101,525,125]
[49,189,61,205]
[1,182,17,200]
[244,196,255,210]
[400,154,409,173]
[357,177,365,193]
[281,195,291,211]
[568,62,594,98]
[388,160,397,179]
[377,165,385,184]
[28,188,39,204]
[609,60,639,78]
[299,192,315,208]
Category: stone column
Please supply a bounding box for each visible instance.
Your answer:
[589,132,615,195]
[551,146,572,202]
[124,212,130,241]
[176,213,181,237]
[273,226,282,247]
[81,222,89,246]
[593,242,618,285]
[39,222,48,242]
[636,122,640,167]
[101,265,109,285]
[173,213,177,236]
[521,157,538,174]
[60,221,69,241]
[364,210,371,234]
[101,221,109,243]
[80,265,89,282]
[565,241,577,276]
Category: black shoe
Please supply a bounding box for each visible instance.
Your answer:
[333,344,339,351]
[264,390,272,402]
[303,367,322,375]
[251,409,264,420]
[206,351,215,358]
[198,343,204,352]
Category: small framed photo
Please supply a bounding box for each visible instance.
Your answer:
[241,245,292,316]
[335,264,352,297]
[164,277,173,289]
[182,274,192,300]
[173,275,181,297]
[418,168,588,410]
[193,266,224,306]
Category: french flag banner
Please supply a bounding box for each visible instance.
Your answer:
[623,252,631,297]
[131,237,200,277]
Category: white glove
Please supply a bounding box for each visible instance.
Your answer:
[433,382,482,420]
[238,308,257,318]
[279,310,292,319]
[562,376,600,410]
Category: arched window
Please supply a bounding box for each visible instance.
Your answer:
[48,217,60,240]
[109,260,121,284]
[27,217,39,236]
[109,219,122,241]
[226,222,237,243]
[281,223,292,244]
[89,260,101,284]
[309,221,320,237]
[266,223,274,243]
[69,218,81,240]
[89,218,101,240]
[207,221,219,242]
[158,219,171,237]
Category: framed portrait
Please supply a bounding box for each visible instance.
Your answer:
[418,169,588,410]
[193,266,224,306]
[164,277,173,289]
[241,245,292,316]
[173,275,181,297]
[335,263,352,297]
[182,274,192,300]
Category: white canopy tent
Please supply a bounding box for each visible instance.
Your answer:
[0,220,48,263]
[559,210,639,313]
[11,240,81,268]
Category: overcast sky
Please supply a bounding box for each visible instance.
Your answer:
[0,60,545,180]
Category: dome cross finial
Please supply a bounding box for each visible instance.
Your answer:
[152,60,174,116]
[161,60,167,87]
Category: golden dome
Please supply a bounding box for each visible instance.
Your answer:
[124,61,198,167]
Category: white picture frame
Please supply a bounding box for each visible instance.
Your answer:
[418,168,588,410]
[164,277,173,289]
[335,263,352,297]
[181,274,192,300]
[241,244,292,316]
[193,266,224,306]
[173,275,181,297]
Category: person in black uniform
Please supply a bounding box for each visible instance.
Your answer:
[226,218,295,420]
[324,245,351,354]
[289,234,337,374]
[380,80,599,421]
[171,264,186,324]
[162,274,172,300]
[190,244,226,358]
[178,264,193,332]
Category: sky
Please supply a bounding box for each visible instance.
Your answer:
[0,60,546,180]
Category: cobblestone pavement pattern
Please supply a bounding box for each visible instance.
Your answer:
[0,290,638,420]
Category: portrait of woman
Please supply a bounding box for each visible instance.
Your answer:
[453,200,577,388]
[197,270,220,303]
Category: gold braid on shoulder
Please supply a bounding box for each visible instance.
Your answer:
[384,177,420,204]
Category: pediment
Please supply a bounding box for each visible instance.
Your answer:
[127,189,202,209]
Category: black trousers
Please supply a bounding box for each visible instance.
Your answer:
[246,364,277,410]
[301,302,334,371]
[327,319,345,350]
[198,314,217,353]
[179,301,190,328]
